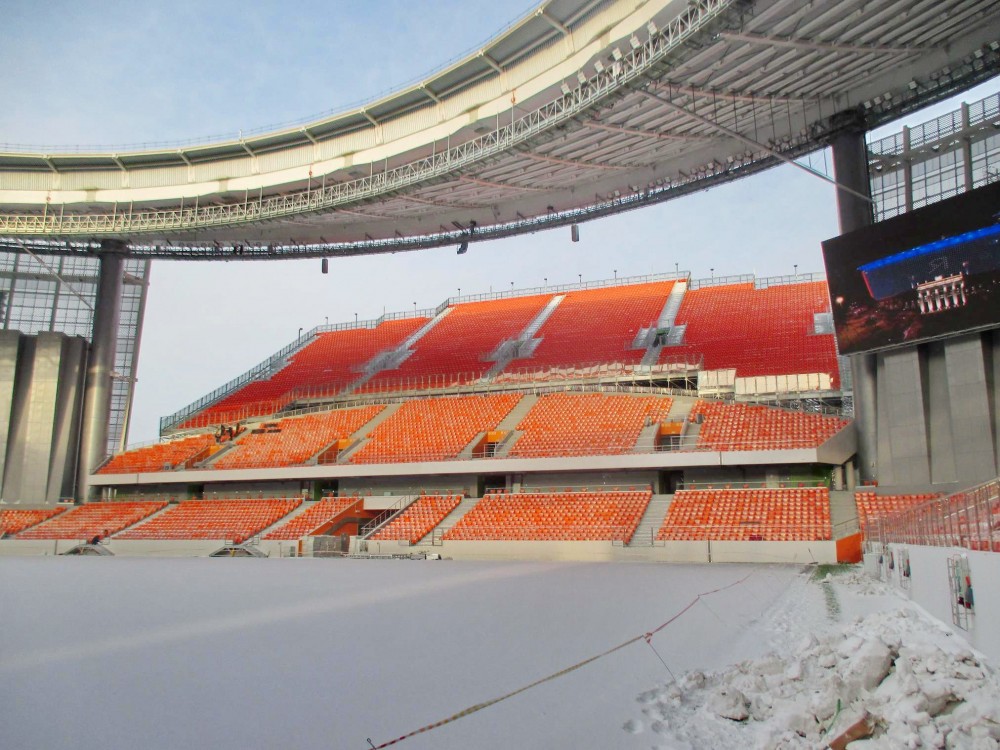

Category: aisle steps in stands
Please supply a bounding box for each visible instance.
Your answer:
[416,496,479,545]
[351,308,454,390]
[334,403,405,462]
[626,495,672,547]
[255,499,315,537]
[642,280,688,365]
[487,394,539,458]
[634,422,660,452]
[829,491,859,536]
[484,296,564,378]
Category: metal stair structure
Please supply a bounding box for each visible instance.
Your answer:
[423,496,480,545]
[641,280,688,365]
[483,295,565,378]
[625,494,672,547]
[348,307,453,390]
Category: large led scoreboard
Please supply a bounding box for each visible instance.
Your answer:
[822,181,1000,355]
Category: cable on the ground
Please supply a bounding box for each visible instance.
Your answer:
[366,571,755,748]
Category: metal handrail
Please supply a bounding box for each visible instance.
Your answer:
[864,478,999,553]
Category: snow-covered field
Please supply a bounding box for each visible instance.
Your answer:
[0,559,996,750]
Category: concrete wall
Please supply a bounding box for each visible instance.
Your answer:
[2,333,88,503]
[869,330,1000,490]
[871,543,1000,665]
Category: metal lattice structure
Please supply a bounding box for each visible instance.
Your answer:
[868,89,1000,220]
[0,0,997,259]
[0,251,150,453]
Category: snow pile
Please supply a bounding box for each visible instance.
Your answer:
[629,607,1000,749]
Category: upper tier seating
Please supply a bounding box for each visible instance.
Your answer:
[443,489,652,542]
[689,400,849,451]
[855,492,942,531]
[350,394,522,463]
[263,496,362,540]
[182,318,427,427]
[0,507,66,536]
[363,295,552,392]
[369,494,462,543]
[116,498,301,541]
[98,434,217,474]
[509,393,673,457]
[214,406,383,469]
[16,501,167,540]
[662,281,839,386]
[508,281,675,371]
[657,488,832,541]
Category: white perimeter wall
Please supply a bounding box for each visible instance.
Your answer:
[866,544,1000,665]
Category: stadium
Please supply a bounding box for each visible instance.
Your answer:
[2,1,1000,748]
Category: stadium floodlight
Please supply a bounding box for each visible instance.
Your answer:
[629,35,641,50]
[611,47,623,61]
[321,258,329,274]
[576,71,587,85]
[594,60,605,74]
[560,83,572,96]
[571,224,580,242]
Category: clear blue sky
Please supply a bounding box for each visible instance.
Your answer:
[2,1,997,444]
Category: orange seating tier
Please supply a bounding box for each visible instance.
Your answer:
[657,488,832,541]
[444,490,651,542]
[214,406,384,470]
[16,501,168,540]
[0,507,67,536]
[181,318,427,427]
[362,295,552,392]
[369,494,462,543]
[855,492,942,530]
[661,281,839,386]
[350,393,522,464]
[690,400,849,451]
[508,281,674,371]
[263,497,363,540]
[98,434,217,474]
[116,498,301,541]
[509,393,673,457]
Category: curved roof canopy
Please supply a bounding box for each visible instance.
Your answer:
[1,0,998,259]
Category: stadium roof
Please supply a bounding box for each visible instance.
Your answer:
[1,0,998,259]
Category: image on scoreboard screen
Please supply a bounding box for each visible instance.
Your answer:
[821,181,1000,355]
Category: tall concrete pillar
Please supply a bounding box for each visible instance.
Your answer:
[76,241,126,501]
[831,120,878,483]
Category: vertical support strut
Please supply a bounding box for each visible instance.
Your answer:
[76,240,125,501]
[830,119,877,483]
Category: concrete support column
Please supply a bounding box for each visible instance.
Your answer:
[831,122,878,483]
[76,241,125,501]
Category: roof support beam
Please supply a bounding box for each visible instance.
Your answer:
[479,52,504,74]
[583,121,715,142]
[421,85,442,104]
[718,31,933,56]
[636,85,874,205]
[300,128,319,145]
[362,110,379,127]
[536,9,570,36]
[520,151,627,170]
[459,175,547,192]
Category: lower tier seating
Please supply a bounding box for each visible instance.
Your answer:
[214,406,383,469]
[855,492,942,531]
[443,490,651,543]
[369,494,462,544]
[263,497,362,540]
[657,488,832,541]
[350,394,521,463]
[689,400,849,451]
[116,498,301,541]
[98,434,216,474]
[16,501,168,540]
[509,393,673,457]
[0,507,67,536]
